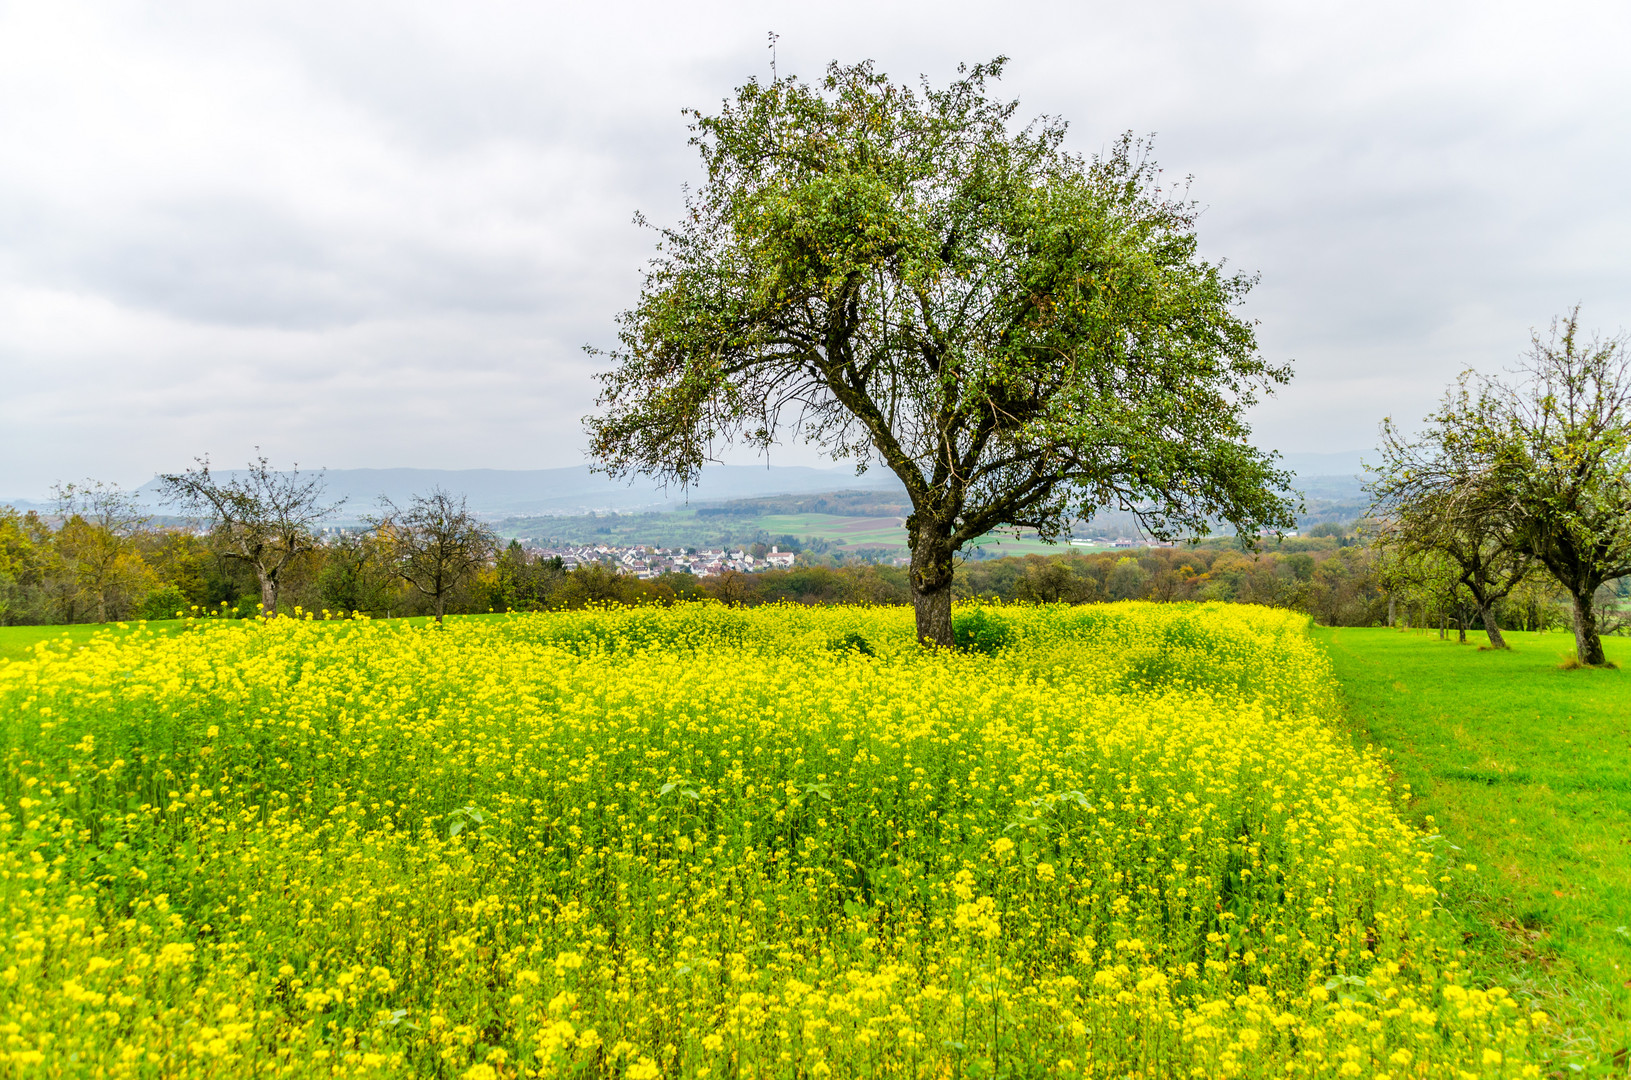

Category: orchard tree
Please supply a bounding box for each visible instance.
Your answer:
[376,490,496,624]
[585,59,1296,646]
[159,455,342,616]
[1490,309,1631,666]
[1368,376,1532,649]
[1371,542,1469,640]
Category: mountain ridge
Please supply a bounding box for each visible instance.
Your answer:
[5,453,1370,521]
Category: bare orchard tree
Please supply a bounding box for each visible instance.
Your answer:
[376,490,496,623]
[159,455,343,616]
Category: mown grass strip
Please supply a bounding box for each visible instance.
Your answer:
[1316,626,1629,1072]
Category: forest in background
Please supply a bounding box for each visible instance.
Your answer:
[4,500,1619,636]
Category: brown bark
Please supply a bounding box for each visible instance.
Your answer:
[1571,591,1607,666]
[258,570,278,617]
[909,525,955,648]
[1479,606,1507,649]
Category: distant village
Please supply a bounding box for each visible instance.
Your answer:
[502,536,1177,578]
[517,542,800,579]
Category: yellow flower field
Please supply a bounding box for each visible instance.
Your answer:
[0,603,1542,1077]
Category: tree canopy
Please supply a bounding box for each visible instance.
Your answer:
[586,59,1295,644]
[375,489,497,624]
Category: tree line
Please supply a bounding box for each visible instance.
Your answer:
[5,460,1616,634]
[0,458,502,626]
[10,296,1629,642]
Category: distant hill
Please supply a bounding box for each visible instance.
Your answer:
[5,450,1371,527]
[112,464,908,521]
[1279,450,1368,480]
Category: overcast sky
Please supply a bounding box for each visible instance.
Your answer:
[2,0,1627,497]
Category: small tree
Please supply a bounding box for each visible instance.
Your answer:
[1373,543,1469,640]
[51,480,152,623]
[316,530,399,617]
[1490,309,1631,666]
[159,455,341,616]
[1368,377,1532,648]
[377,490,495,623]
[586,59,1295,646]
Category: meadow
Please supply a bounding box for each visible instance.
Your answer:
[0,604,1547,1077]
[1317,627,1628,1069]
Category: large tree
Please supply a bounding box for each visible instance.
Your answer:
[585,59,1295,645]
[159,455,342,616]
[1368,377,1532,649]
[1490,309,1631,666]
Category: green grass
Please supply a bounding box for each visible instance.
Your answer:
[1316,626,1631,1069]
[0,620,187,663]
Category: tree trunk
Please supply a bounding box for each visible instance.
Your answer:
[1479,606,1508,649]
[909,524,955,648]
[1570,590,1607,666]
[1387,595,1395,628]
[435,592,446,625]
[258,569,277,617]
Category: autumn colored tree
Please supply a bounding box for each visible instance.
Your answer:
[51,480,153,623]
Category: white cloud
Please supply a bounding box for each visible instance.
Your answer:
[2,0,1627,495]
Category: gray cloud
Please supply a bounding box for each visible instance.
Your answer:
[1,0,1627,496]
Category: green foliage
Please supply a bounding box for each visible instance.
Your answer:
[1369,372,1533,649]
[584,57,1296,642]
[1377,310,1631,664]
[135,584,189,621]
[952,606,1015,654]
[825,629,875,656]
[1491,311,1631,665]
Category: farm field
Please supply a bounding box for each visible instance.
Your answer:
[0,604,1547,1077]
[498,500,1110,558]
[754,513,908,553]
[1316,627,1630,1069]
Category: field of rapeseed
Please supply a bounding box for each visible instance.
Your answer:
[0,603,1546,1078]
